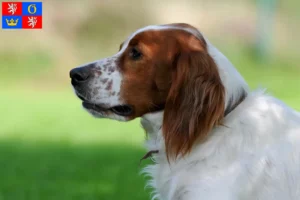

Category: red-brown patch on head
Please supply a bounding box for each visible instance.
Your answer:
[117,29,180,119]
[117,24,225,159]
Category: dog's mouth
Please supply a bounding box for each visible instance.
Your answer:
[82,102,134,117]
[75,92,134,117]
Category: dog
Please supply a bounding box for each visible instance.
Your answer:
[70,23,300,200]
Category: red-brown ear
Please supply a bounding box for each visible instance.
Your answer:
[163,50,225,160]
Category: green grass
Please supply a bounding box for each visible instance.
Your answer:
[0,142,150,200]
[0,89,152,200]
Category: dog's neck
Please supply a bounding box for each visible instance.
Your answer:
[141,111,163,130]
[141,112,164,134]
[141,111,164,153]
[140,91,248,162]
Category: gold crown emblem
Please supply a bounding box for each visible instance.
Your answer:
[6,18,19,26]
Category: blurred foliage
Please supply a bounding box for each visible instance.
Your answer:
[0,50,53,80]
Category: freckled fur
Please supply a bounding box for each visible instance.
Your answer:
[105,80,113,91]
[101,78,108,84]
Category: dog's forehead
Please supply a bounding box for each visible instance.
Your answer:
[118,24,202,55]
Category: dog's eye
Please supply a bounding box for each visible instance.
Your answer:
[129,47,142,60]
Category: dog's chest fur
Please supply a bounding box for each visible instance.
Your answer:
[140,91,300,200]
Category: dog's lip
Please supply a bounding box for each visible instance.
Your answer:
[82,101,134,116]
[82,102,109,111]
[75,92,87,101]
[110,105,134,116]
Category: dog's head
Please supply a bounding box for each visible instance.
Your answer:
[70,23,248,158]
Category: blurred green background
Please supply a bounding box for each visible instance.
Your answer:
[1,0,299,199]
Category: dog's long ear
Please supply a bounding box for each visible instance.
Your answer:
[163,43,225,160]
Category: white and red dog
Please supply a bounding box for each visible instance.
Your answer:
[70,23,300,200]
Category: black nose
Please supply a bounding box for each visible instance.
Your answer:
[70,67,91,86]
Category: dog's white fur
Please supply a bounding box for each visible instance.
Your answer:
[75,25,300,200]
[137,27,300,200]
[142,90,300,200]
